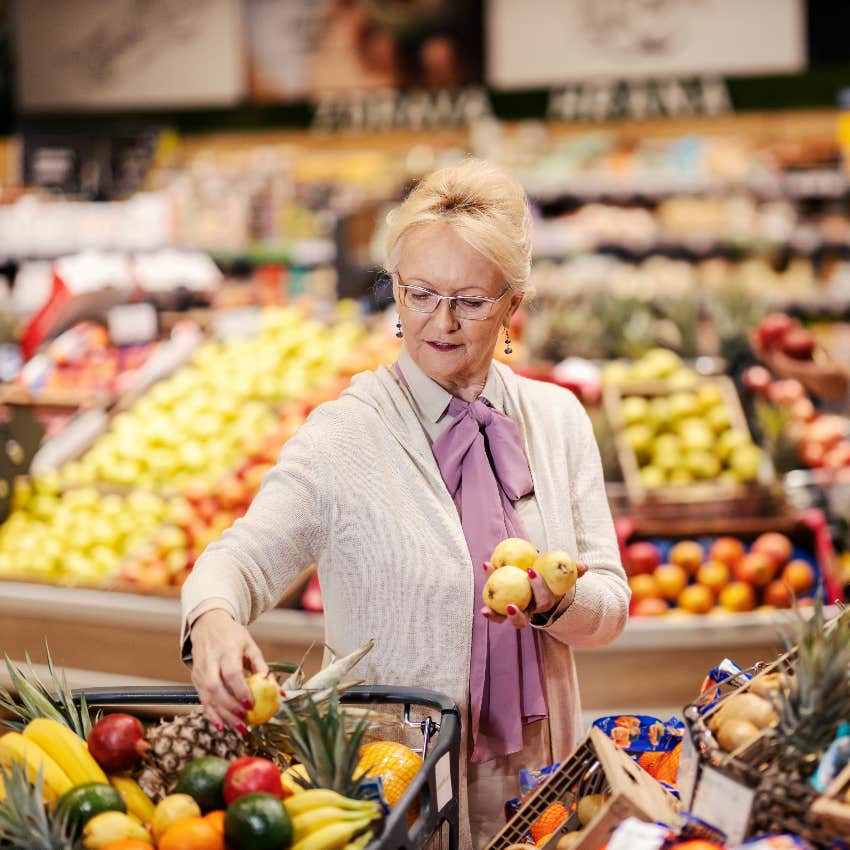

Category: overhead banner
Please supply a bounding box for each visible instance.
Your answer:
[487,0,806,90]
[16,0,244,111]
[246,0,484,101]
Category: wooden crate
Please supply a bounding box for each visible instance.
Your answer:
[811,760,850,834]
[483,728,677,850]
[603,375,780,520]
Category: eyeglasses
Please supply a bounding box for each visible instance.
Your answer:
[397,280,511,320]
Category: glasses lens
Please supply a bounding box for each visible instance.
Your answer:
[402,287,439,312]
[454,298,493,320]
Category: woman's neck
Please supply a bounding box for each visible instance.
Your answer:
[435,373,487,404]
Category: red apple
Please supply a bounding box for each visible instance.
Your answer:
[623,541,661,576]
[654,564,689,601]
[799,440,827,468]
[806,416,847,450]
[742,365,772,395]
[764,579,793,609]
[768,379,806,406]
[781,328,816,360]
[223,757,283,805]
[709,537,744,569]
[630,597,669,617]
[669,540,705,575]
[677,584,714,615]
[735,551,778,588]
[719,581,757,612]
[790,397,816,423]
[782,559,815,593]
[751,532,793,568]
[756,313,798,350]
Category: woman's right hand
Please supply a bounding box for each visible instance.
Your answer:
[189,609,269,732]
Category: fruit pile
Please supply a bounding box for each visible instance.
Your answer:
[618,378,766,492]
[601,348,699,390]
[0,642,421,850]
[624,532,817,617]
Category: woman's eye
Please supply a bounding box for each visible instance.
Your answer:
[459,299,485,310]
[410,291,432,301]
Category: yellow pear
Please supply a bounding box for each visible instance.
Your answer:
[244,673,281,725]
[533,551,578,596]
[490,538,538,570]
[482,566,532,615]
[577,793,610,826]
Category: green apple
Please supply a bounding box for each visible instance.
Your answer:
[716,429,750,462]
[621,396,650,426]
[640,465,666,489]
[686,450,721,479]
[728,444,765,482]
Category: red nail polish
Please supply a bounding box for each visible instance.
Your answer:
[506,604,517,616]
[483,561,491,571]
[279,688,287,696]
[527,568,537,579]
[214,721,223,732]
[242,699,253,709]
[236,723,248,735]
[482,610,491,618]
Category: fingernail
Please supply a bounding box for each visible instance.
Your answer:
[242,699,253,709]
[236,723,248,735]
[237,709,246,720]
[482,561,491,571]
[506,604,518,616]
[279,688,287,696]
[214,721,223,732]
[527,568,537,579]
[482,610,491,619]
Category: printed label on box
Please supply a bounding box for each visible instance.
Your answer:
[691,766,754,845]
[435,752,452,812]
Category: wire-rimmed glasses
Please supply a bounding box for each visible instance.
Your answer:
[397,280,511,320]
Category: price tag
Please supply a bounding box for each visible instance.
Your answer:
[107,302,158,346]
[213,307,262,342]
[434,752,452,812]
[690,767,754,846]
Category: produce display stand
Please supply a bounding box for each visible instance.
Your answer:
[73,684,462,850]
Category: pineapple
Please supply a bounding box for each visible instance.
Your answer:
[0,763,78,850]
[767,597,850,780]
[137,711,245,800]
[0,651,93,737]
[273,688,373,798]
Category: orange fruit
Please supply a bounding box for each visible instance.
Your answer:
[530,802,569,843]
[203,810,225,835]
[357,741,423,808]
[158,816,224,850]
[101,842,154,850]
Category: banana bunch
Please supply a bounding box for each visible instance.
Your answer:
[109,774,156,824]
[22,718,107,786]
[0,731,72,804]
[284,788,381,850]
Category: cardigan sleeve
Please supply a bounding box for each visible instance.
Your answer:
[535,399,630,648]
[179,421,329,661]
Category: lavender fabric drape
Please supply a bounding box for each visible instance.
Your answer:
[428,391,548,762]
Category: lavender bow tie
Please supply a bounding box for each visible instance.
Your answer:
[431,395,547,763]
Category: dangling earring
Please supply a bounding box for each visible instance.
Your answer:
[504,327,512,355]
[396,314,403,338]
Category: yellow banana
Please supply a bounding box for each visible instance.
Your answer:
[291,816,373,850]
[292,805,379,842]
[82,810,153,849]
[23,718,108,786]
[284,788,376,817]
[0,731,72,803]
[0,772,6,802]
[109,774,156,824]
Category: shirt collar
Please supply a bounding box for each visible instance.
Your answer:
[396,345,503,423]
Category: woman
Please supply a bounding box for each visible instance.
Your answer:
[181,157,630,849]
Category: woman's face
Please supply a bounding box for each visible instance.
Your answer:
[393,222,522,395]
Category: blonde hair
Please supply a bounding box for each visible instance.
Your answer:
[384,158,533,293]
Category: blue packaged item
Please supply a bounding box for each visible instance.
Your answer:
[811,721,850,794]
[592,714,684,752]
[698,658,753,715]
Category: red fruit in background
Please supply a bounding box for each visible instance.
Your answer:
[751,532,793,568]
[623,541,661,576]
[764,579,793,608]
[735,552,778,588]
[805,415,847,450]
[741,365,772,394]
[790,397,816,422]
[654,564,689,601]
[630,597,669,617]
[677,584,714,615]
[755,312,798,349]
[824,440,850,469]
[781,327,816,360]
[709,537,744,569]
[223,757,283,805]
[669,541,704,575]
[628,574,660,602]
[300,571,323,613]
[782,559,815,593]
[719,581,757,612]
[87,713,149,772]
[799,440,827,468]
[767,378,805,406]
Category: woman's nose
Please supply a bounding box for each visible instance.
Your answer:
[433,298,459,330]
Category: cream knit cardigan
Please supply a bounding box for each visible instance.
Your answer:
[181,361,630,849]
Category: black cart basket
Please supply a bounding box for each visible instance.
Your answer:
[74,684,462,850]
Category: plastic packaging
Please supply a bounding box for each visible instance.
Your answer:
[810,721,850,794]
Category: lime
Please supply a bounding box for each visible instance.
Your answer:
[57,782,126,832]
[174,755,229,813]
[224,792,292,850]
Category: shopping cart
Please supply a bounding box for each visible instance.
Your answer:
[74,684,461,850]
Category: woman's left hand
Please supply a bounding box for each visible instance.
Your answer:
[481,562,588,628]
